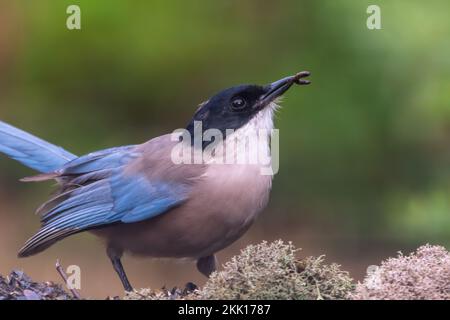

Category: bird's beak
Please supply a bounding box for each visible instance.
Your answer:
[259,71,311,107]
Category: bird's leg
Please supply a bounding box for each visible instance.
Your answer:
[107,246,133,292]
[110,257,133,292]
[196,254,218,277]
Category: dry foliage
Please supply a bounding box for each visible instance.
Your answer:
[3,242,449,300]
[350,244,450,300]
[0,270,73,300]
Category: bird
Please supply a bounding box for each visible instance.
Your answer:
[0,71,310,291]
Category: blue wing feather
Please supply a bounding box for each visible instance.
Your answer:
[112,174,189,223]
[62,146,137,174]
[18,145,192,257]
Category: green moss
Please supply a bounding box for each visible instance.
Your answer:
[195,240,354,300]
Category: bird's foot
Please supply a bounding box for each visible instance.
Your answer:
[196,255,218,277]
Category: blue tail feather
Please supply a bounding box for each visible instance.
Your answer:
[0,120,76,172]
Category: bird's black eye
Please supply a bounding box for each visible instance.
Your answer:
[231,97,247,110]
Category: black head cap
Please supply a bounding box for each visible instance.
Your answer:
[186,71,310,135]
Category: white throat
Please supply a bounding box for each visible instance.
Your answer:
[205,103,278,169]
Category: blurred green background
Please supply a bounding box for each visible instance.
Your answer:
[0,0,449,297]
